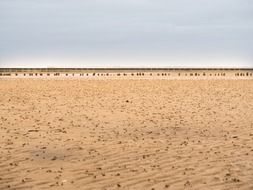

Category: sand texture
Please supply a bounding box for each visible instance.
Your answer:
[0,79,253,190]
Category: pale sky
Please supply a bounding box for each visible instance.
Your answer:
[0,0,253,68]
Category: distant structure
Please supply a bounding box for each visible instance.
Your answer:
[0,68,253,79]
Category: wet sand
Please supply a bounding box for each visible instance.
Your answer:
[0,79,253,190]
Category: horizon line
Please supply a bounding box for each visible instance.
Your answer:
[1,67,253,71]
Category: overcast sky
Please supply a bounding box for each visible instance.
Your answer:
[0,0,253,68]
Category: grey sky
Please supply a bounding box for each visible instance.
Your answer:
[0,0,253,68]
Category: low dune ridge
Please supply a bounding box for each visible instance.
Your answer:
[0,79,253,190]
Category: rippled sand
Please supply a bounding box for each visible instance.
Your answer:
[0,79,253,190]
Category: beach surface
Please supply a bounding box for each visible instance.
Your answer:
[0,79,253,190]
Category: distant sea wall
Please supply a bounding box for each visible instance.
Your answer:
[0,68,253,79]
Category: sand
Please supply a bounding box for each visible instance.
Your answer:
[0,79,253,190]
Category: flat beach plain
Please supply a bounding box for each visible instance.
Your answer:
[0,79,253,190]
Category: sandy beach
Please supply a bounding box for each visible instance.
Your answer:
[0,79,253,190]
